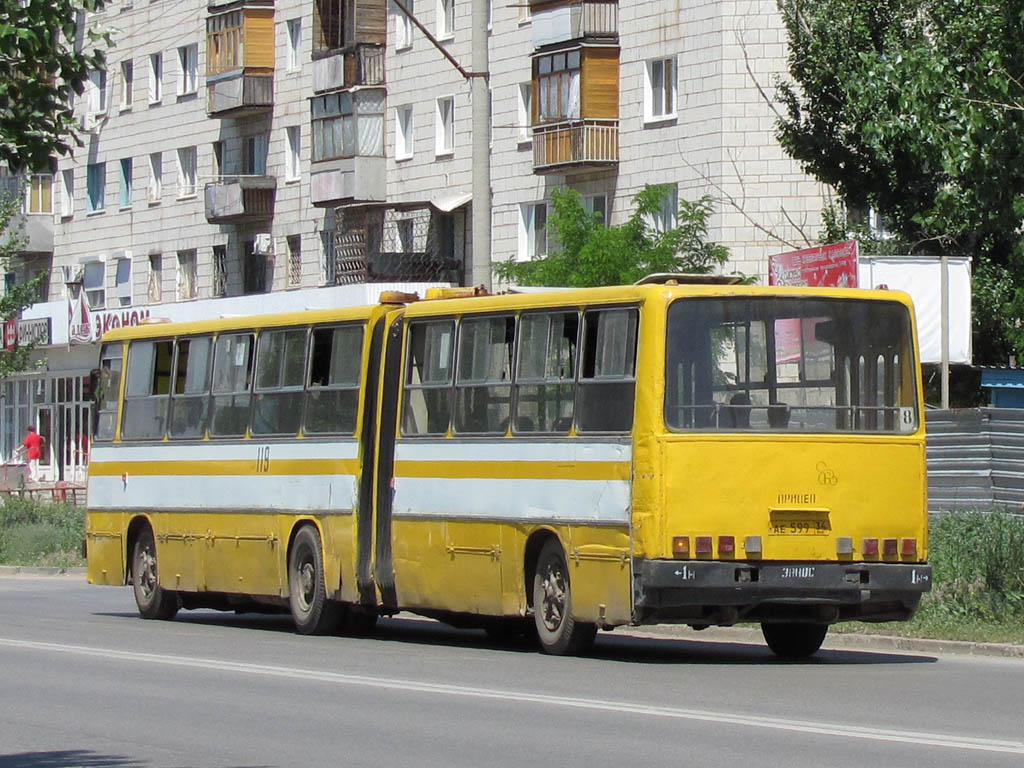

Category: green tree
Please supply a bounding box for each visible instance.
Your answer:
[494,186,734,287]
[0,0,110,171]
[0,191,46,377]
[775,0,1024,363]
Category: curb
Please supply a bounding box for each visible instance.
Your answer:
[0,566,86,578]
[619,624,1024,659]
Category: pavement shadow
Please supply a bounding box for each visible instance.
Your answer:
[0,751,268,768]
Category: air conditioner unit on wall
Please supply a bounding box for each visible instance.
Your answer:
[253,233,273,255]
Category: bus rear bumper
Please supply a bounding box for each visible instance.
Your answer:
[632,560,932,626]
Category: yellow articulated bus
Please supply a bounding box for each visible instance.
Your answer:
[86,277,931,657]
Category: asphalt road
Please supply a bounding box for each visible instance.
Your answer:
[1,576,1023,768]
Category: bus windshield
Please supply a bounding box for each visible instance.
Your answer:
[665,297,918,434]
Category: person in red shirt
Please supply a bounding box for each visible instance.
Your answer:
[22,425,42,481]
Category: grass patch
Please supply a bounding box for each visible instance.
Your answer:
[0,496,85,568]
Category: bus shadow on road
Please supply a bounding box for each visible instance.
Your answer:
[0,750,267,768]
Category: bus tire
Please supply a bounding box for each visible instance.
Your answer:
[131,527,178,620]
[288,525,343,635]
[532,539,597,655]
[761,622,828,659]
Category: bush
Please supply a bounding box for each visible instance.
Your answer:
[921,511,1024,620]
[0,497,85,566]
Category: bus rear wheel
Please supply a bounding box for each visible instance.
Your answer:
[761,622,828,659]
[131,527,178,620]
[288,525,343,635]
[532,540,596,655]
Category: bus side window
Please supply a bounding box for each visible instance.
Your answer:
[94,343,123,442]
[402,320,454,436]
[305,324,363,435]
[121,339,173,440]
[210,333,254,438]
[577,308,638,433]
[514,311,577,434]
[252,328,307,436]
[168,336,212,439]
[453,315,514,434]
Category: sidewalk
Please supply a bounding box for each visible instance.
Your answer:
[4,567,1022,659]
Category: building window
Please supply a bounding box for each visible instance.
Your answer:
[320,230,336,285]
[177,147,197,197]
[395,104,414,160]
[311,90,385,162]
[114,256,132,307]
[286,126,301,181]
[212,140,225,178]
[287,235,302,287]
[212,245,228,297]
[27,174,52,214]
[649,184,677,233]
[178,44,198,96]
[86,162,106,213]
[243,240,267,294]
[87,69,107,115]
[435,96,455,157]
[148,253,162,304]
[519,202,547,261]
[177,249,197,300]
[517,83,531,143]
[535,49,580,122]
[118,158,132,209]
[60,170,74,217]
[644,56,676,123]
[148,152,162,202]
[519,0,531,23]
[149,53,162,103]
[245,134,268,175]
[585,194,607,223]
[393,0,412,50]
[206,10,243,75]
[437,0,455,39]
[83,260,105,309]
[287,18,302,71]
[120,60,133,109]
[314,0,351,54]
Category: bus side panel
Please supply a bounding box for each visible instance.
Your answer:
[390,517,456,609]
[202,511,282,595]
[565,524,633,625]
[85,510,126,586]
[319,513,358,602]
[159,512,201,592]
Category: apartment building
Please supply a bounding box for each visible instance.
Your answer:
[3,0,826,482]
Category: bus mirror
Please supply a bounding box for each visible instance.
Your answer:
[813,320,836,344]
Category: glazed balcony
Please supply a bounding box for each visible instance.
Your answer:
[531,0,617,47]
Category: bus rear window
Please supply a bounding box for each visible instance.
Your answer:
[665,297,918,434]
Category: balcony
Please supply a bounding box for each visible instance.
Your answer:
[204,175,276,222]
[312,45,385,93]
[532,119,618,173]
[207,71,273,117]
[311,156,386,207]
[532,0,617,48]
[0,173,53,252]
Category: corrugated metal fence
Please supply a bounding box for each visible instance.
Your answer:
[926,408,1024,512]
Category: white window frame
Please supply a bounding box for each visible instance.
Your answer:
[87,69,108,115]
[320,229,336,285]
[648,184,677,233]
[437,0,455,39]
[644,56,677,124]
[393,0,413,50]
[149,52,163,103]
[86,162,106,213]
[120,60,133,109]
[178,44,198,96]
[518,201,548,262]
[113,255,132,308]
[148,152,163,203]
[81,258,106,310]
[435,95,454,157]
[118,157,132,210]
[148,253,162,304]
[517,83,532,144]
[285,126,301,181]
[60,169,74,217]
[287,19,302,71]
[395,104,414,160]
[176,147,197,198]
[176,249,197,301]
[286,235,302,287]
[246,133,269,175]
[585,194,607,224]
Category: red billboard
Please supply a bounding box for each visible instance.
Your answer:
[768,240,859,288]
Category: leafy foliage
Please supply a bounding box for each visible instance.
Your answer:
[775,0,1024,362]
[0,497,84,566]
[0,192,46,377]
[493,186,735,288]
[0,0,110,171]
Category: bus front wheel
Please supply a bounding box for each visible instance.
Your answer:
[131,527,178,620]
[532,540,596,655]
[288,525,343,635]
[761,622,828,659]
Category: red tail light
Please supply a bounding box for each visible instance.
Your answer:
[672,536,690,558]
[882,538,899,558]
[862,538,879,557]
[901,538,917,557]
[695,536,713,555]
[718,536,735,555]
